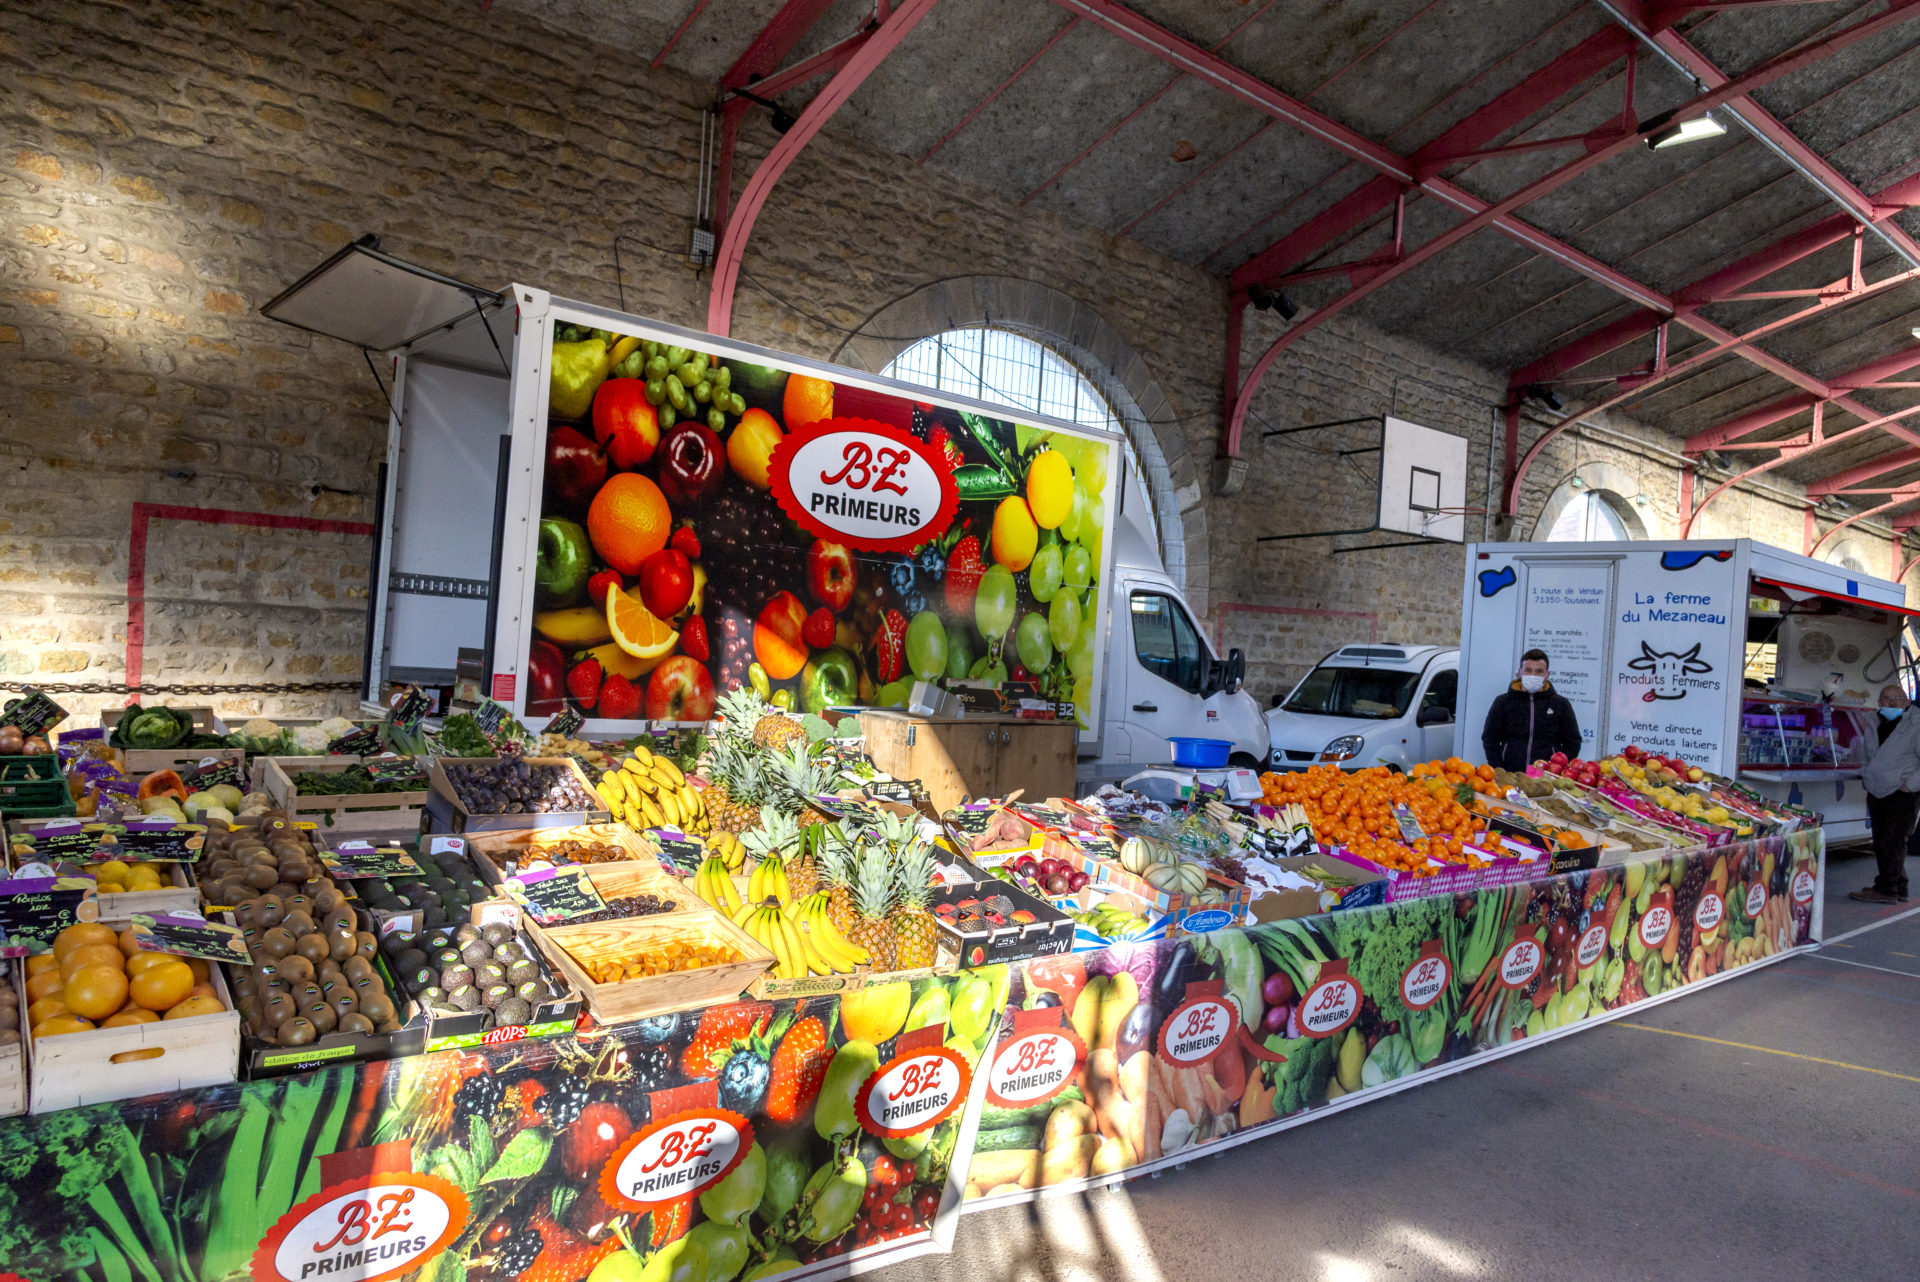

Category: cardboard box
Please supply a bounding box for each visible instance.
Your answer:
[1245,853,1388,923]
[933,879,1074,965]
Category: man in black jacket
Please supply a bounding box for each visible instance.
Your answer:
[1481,649,1584,769]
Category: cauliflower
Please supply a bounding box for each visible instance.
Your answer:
[318,717,358,739]
[240,717,281,739]
[292,725,332,752]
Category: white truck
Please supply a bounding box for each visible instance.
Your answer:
[1264,643,1460,772]
[1456,537,1917,839]
[280,260,1266,782]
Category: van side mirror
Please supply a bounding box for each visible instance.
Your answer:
[1194,647,1216,696]
[1416,704,1452,728]
[1224,648,1247,694]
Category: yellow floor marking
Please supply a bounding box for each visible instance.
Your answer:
[1830,942,1854,948]
[1892,952,1917,958]
[1613,1022,1920,1085]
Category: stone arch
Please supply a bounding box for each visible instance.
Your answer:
[832,277,1203,610]
[1526,459,1662,541]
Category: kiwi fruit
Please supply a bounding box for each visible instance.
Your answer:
[337,1012,375,1035]
[355,932,378,960]
[330,992,358,1020]
[242,864,278,891]
[303,1002,338,1034]
[0,1029,19,1047]
[295,934,330,966]
[277,954,316,983]
[280,910,316,938]
[255,895,286,927]
[261,992,296,1026]
[279,1017,318,1046]
[260,928,296,959]
[359,992,397,1025]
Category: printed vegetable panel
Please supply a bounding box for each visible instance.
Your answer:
[961,831,1820,1199]
[0,974,997,1282]
[533,323,1117,729]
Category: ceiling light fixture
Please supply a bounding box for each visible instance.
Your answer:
[1521,383,1564,412]
[1911,325,1920,340]
[1246,285,1298,320]
[1647,112,1727,151]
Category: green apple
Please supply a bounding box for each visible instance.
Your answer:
[801,647,858,713]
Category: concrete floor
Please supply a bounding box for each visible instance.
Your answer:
[885,843,1920,1282]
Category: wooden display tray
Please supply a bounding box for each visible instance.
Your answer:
[465,822,663,884]
[5,821,202,917]
[531,909,774,1024]
[15,941,239,1113]
[257,756,430,839]
[426,757,608,833]
[500,858,704,924]
[101,707,241,781]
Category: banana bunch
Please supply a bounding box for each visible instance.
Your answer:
[708,830,746,873]
[733,894,869,978]
[794,890,869,972]
[1075,902,1149,939]
[597,743,707,834]
[746,851,790,907]
[693,854,742,913]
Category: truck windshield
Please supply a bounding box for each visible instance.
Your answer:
[1284,666,1421,719]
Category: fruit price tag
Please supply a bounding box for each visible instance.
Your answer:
[1158,979,1238,1066]
[857,1041,971,1138]
[186,756,243,791]
[328,726,380,757]
[503,866,608,925]
[1745,881,1768,919]
[0,687,65,736]
[600,1108,754,1212]
[1577,922,1608,969]
[1400,939,1450,1012]
[472,698,515,741]
[1298,960,1363,1039]
[1637,902,1673,950]
[130,911,252,963]
[14,820,103,859]
[1497,928,1544,990]
[986,1014,1086,1108]
[545,703,586,740]
[1391,804,1426,843]
[364,755,425,785]
[1791,869,1816,904]
[254,1145,467,1282]
[1694,889,1725,934]
[652,833,706,876]
[386,685,434,731]
[0,875,91,948]
[322,846,424,880]
[427,835,467,857]
[114,823,209,863]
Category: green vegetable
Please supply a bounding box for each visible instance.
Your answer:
[112,703,194,749]
[1360,1032,1419,1087]
[1265,1032,1334,1115]
[977,1084,1081,1130]
[290,764,426,795]
[973,1124,1045,1152]
[437,713,493,757]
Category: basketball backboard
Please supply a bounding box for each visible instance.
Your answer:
[1379,416,1468,542]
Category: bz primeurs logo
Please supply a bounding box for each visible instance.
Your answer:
[254,1143,467,1282]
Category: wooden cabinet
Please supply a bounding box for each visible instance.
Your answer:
[857,711,1076,812]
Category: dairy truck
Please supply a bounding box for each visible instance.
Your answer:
[263,252,1266,782]
[1456,537,1918,839]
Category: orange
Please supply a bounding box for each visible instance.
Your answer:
[587,473,673,576]
[26,969,65,1002]
[125,950,178,975]
[27,995,69,1026]
[186,957,210,983]
[104,1009,161,1028]
[130,959,195,1013]
[782,374,834,432]
[62,943,125,981]
[35,1014,94,1037]
[606,586,678,660]
[63,965,129,1021]
[164,994,224,1020]
[25,953,58,976]
[53,922,116,963]
[118,926,143,957]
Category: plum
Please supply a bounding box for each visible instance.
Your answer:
[1263,972,1297,1006]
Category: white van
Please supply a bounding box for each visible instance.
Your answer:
[1264,644,1460,771]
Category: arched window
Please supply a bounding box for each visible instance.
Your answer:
[882,328,1159,549]
[1543,488,1640,541]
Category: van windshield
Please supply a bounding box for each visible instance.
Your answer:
[1284,666,1421,719]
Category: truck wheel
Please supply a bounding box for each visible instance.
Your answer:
[1229,752,1262,771]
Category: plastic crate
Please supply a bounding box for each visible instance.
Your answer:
[0,757,66,809]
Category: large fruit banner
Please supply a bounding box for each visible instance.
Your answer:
[960,831,1820,1200]
[0,972,1001,1282]
[531,323,1117,727]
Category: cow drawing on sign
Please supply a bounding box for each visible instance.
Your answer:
[1626,641,1713,701]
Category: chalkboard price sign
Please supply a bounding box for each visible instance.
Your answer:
[131,912,253,964]
[504,866,609,925]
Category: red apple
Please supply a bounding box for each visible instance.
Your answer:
[1550,752,1568,766]
[754,590,808,681]
[807,539,855,613]
[644,655,716,721]
[657,420,726,508]
[639,548,694,620]
[591,379,660,469]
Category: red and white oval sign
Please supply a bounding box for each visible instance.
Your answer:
[600,1109,751,1212]
[987,1028,1085,1108]
[1298,973,1362,1039]
[1498,936,1543,989]
[769,418,958,554]
[1400,944,1450,1013]
[1791,869,1816,904]
[1694,890,1725,934]
[1638,904,1672,949]
[1745,881,1768,919]
[1577,923,1608,969]
[857,1046,970,1139]
[1158,995,1237,1065]
[253,1173,467,1282]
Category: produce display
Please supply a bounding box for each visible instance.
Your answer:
[444,758,596,815]
[107,704,224,751]
[286,761,428,794]
[23,923,220,1037]
[382,921,561,1026]
[574,933,740,982]
[531,324,1115,727]
[488,835,640,872]
[594,738,709,834]
[353,843,493,927]
[558,889,680,925]
[0,726,51,755]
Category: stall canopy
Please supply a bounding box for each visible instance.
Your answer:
[1754,577,1920,619]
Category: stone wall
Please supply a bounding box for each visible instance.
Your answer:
[1,0,1903,726]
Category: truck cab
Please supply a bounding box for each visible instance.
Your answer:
[1264,644,1460,771]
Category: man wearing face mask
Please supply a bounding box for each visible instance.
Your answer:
[1480,649,1584,770]
[1856,682,1917,903]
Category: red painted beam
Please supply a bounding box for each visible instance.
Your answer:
[653,0,713,66]
[1810,492,1920,558]
[1807,448,1920,494]
[708,0,939,337]
[1679,401,1920,536]
[919,18,1078,165]
[1687,345,1920,451]
[748,27,875,101]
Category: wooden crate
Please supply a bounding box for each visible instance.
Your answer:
[17,950,239,1113]
[7,819,203,917]
[466,822,660,884]
[0,1038,21,1118]
[532,911,774,1024]
[427,757,609,833]
[258,756,429,838]
[857,711,1075,813]
[101,706,228,737]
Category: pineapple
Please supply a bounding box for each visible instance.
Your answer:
[714,685,771,751]
[741,806,799,861]
[846,844,899,973]
[753,709,809,755]
[890,841,940,969]
[822,831,858,937]
[705,739,766,835]
[772,746,836,897]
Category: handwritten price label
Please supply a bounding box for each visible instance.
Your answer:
[1497,937,1543,989]
[1638,904,1672,950]
[986,1029,1085,1108]
[1745,882,1768,919]
[1298,973,1362,1039]
[1790,869,1816,905]
[601,1110,750,1212]
[253,1173,467,1282]
[857,1047,970,1139]
[1400,942,1449,1013]
[1157,996,1237,1065]
[1694,890,1724,934]
[1577,923,1608,969]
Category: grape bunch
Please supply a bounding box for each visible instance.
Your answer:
[557,326,745,438]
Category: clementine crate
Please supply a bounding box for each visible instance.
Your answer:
[530,909,774,1024]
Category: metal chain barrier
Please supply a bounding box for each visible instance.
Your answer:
[0,680,364,696]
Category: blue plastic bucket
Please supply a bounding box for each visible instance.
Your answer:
[1168,736,1232,768]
